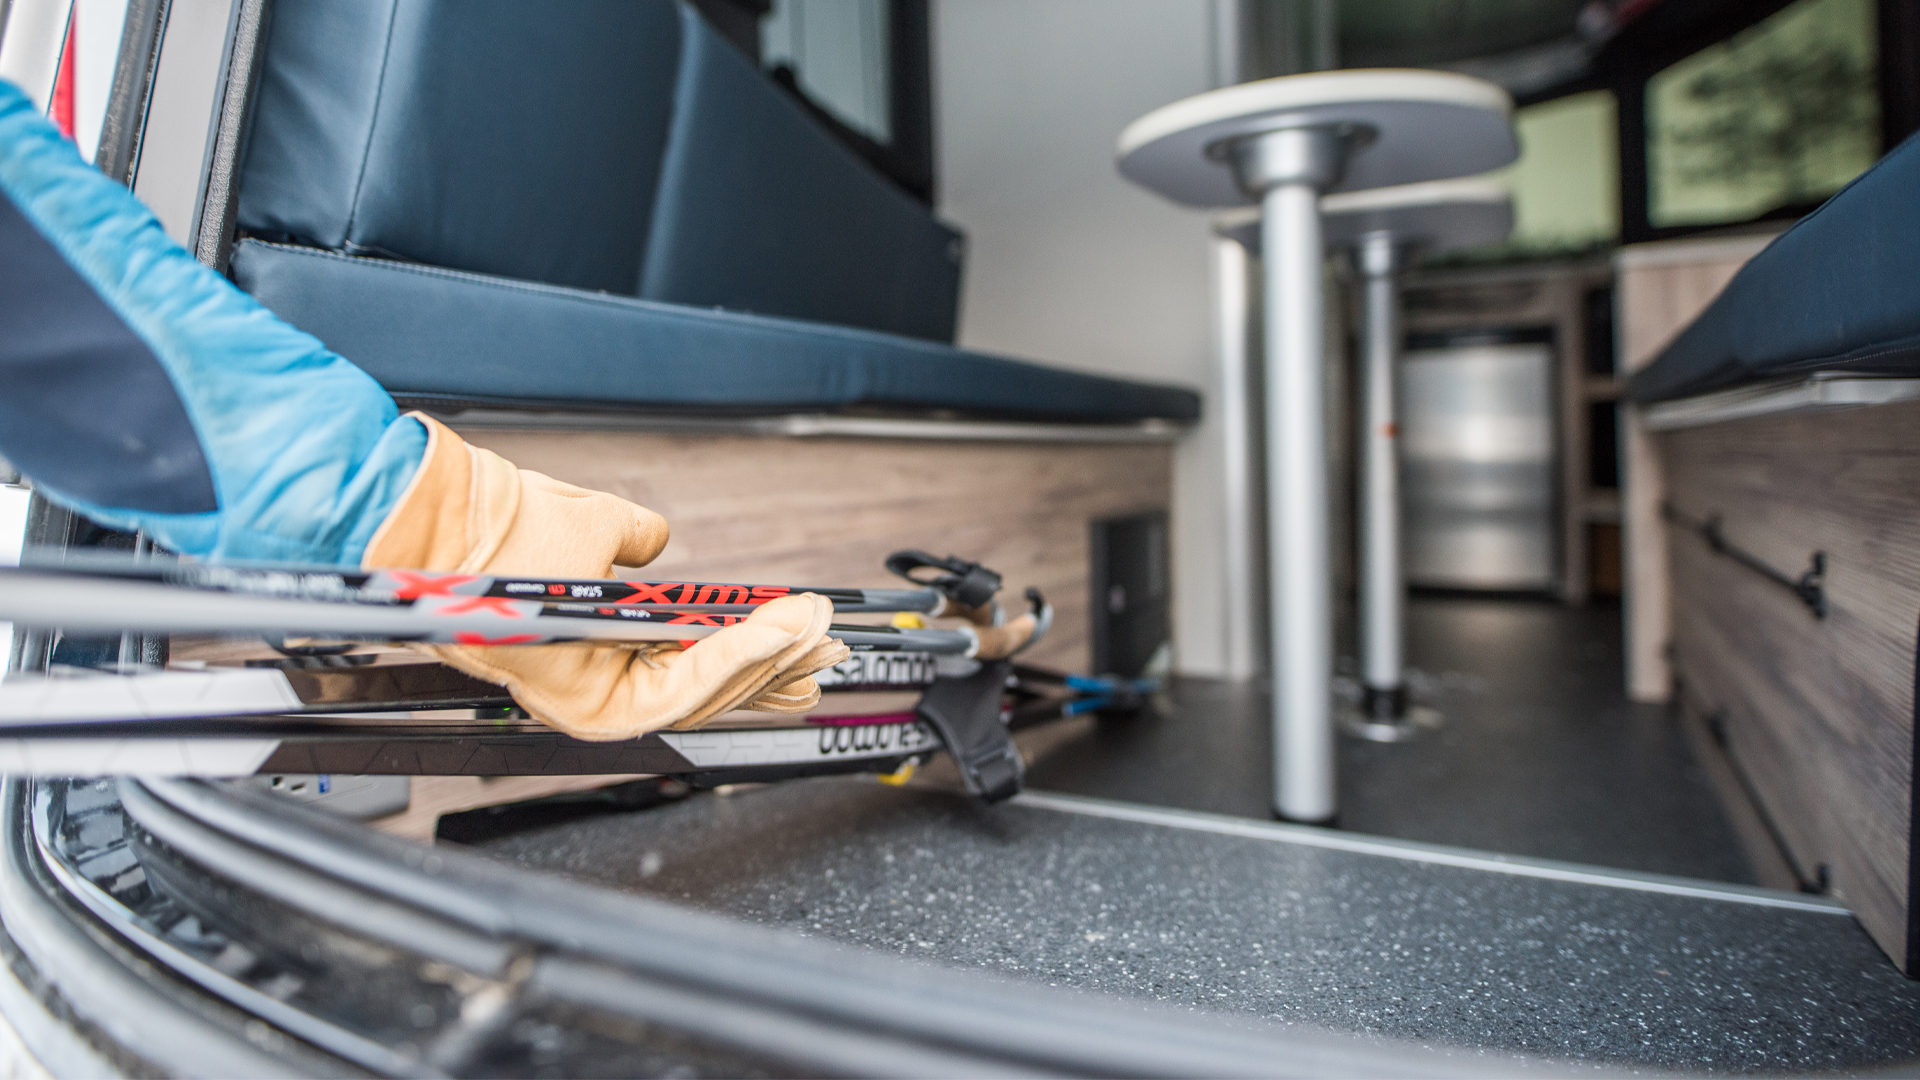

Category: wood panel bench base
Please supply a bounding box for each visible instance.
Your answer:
[1660,399,1920,973]
[452,424,1175,675]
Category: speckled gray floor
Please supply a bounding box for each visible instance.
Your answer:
[481,779,1920,1073]
[473,597,1920,1072]
[1027,597,1755,882]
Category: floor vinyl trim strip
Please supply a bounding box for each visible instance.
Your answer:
[1015,791,1853,915]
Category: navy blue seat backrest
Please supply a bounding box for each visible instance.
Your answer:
[236,0,961,342]
[642,22,963,341]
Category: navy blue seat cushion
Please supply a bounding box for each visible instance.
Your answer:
[236,0,960,342]
[230,240,1200,423]
[1628,131,1920,403]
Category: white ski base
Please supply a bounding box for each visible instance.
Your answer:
[0,740,280,776]
[0,668,302,724]
[659,720,936,768]
[0,668,940,779]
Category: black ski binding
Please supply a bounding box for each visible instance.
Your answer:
[889,549,1029,803]
[915,659,1022,802]
[885,551,1002,611]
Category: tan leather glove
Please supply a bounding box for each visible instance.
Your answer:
[363,414,848,740]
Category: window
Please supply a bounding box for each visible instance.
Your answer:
[1427,89,1619,264]
[1644,0,1880,229]
[687,0,932,203]
[762,0,891,144]
[760,0,934,204]
[1490,89,1620,257]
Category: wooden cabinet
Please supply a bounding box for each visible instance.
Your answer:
[1660,403,1918,972]
[1618,232,1917,972]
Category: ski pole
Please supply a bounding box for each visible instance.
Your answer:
[17,550,945,614]
[0,568,979,653]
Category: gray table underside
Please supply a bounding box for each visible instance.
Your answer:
[479,777,1920,1074]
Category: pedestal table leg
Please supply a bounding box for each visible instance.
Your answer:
[1357,231,1406,720]
[1235,126,1346,824]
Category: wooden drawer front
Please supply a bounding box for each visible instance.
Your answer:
[1661,399,1920,970]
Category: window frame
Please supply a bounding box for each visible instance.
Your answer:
[763,0,935,206]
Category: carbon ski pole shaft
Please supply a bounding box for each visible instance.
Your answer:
[0,568,977,653]
[16,550,944,615]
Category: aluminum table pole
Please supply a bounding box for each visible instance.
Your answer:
[1356,231,1406,720]
[1233,127,1347,824]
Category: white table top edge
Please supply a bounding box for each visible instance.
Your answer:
[1117,69,1512,161]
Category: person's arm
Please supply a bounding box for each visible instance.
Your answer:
[0,78,424,564]
[0,79,846,737]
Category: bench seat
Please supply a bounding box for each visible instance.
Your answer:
[1627,132,1920,403]
[223,0,1192,678]
[232,239,1199,423]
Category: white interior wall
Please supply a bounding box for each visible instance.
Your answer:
[932,0,1247,677]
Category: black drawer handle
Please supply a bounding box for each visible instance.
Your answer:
[1663,502,1826,619]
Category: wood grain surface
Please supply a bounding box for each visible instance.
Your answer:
[1661,399,1919,970]
[1616,235,1775,702]
[454,428,1174,674]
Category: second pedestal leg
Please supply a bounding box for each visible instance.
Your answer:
[1358,232,1406,720]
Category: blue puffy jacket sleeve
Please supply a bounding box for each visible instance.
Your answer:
[0,78,424,564]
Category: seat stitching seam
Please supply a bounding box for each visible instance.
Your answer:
[241,244,971,354]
